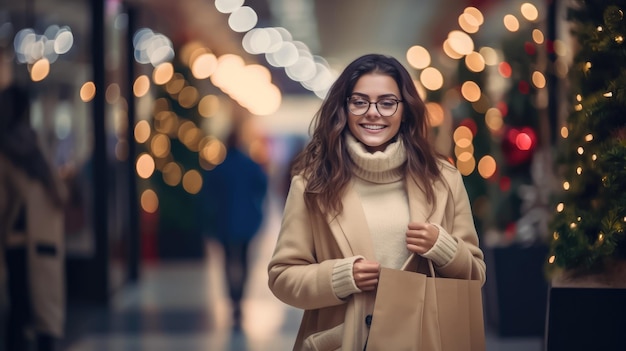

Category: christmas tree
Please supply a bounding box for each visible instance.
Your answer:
[547,0,626,273]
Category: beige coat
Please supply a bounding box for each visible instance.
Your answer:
[268,160,486,351]
[0,154,66,337]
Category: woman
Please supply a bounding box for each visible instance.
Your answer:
[267,54,486,350]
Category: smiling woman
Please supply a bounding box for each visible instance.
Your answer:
[267,53,486,350]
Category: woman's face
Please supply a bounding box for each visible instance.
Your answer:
[347,73,403,153]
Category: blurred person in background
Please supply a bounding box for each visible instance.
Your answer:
[0,46,67,351]
[199,129,269,330]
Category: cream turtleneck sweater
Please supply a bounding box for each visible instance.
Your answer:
[331,134,458,299]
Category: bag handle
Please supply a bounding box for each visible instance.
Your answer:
[401,253,437,277]
[426,258,436,277]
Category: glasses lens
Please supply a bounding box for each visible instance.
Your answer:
[376,99,398,117]
[348,98,369,115]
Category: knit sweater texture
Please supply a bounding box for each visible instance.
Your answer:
[331,134,458,299]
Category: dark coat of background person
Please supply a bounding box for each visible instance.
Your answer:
[199,135,268,328]
[0,82,67,351]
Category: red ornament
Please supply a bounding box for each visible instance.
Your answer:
[501,126,537,166]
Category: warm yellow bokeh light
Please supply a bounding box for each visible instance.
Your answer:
[521,3,539,21]
[180,41,206,67]
[459,13,480,34]
[461,81,481,102]
[154,111,178,135]
[464,7,484,25]
[162,162,183,186]
[454,125,474,143]
[166,73,186,95]
[465,52,485,72]
[151,133,171,158]
[177,120,196,141]
[182,169,203,194]
[420,67,444,91]
[140,189,159,213]
[532,29,545,44]
[485,107,504,133]
[443,39,465,59]
[504,14,520,32]
[178,86,199,108]
[136,153,156,179]
[478,155,497,179]
[406,45,431,70]
[153,62,174,85]
[134,120,151,143]
[133,75,151,97]
[532,71,546,88]
[457,154,476,176]
[447,30,474,56]
[191,53,218,79]
[561,126,569,138]
[198,95,220,118]
[201,138,227,165]
[80,81,96,102]
[31,58,50,82]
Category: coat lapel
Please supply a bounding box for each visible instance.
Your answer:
[327,182,377,260]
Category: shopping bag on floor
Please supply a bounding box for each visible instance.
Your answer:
[366,259,485,351]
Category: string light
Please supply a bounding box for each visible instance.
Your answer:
[615,35,624,44]
[557,203,564,212]
[576,167,583,175]
[585,134,593,141]
[604,91,613,97]
[553,232,559,240]
[548,255,556,264]
[577,146,584,155]
[597,26,603,32]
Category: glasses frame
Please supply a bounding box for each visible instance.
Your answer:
[346,96,403,117]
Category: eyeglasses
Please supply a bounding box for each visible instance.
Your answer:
[346,96,402,117]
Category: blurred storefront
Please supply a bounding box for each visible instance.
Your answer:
[1,0,138,303]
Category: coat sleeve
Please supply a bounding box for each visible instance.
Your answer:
[436,168,487,285]
[267,175,347,310]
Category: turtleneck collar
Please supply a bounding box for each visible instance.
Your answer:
[345,133,407,184]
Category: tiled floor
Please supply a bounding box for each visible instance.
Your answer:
[61,201,545,351]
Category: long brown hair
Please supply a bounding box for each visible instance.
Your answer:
[291,54,445,215]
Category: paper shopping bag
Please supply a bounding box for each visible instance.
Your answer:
[366,264,485,351]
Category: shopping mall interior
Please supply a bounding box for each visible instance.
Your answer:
[2,0,626,350]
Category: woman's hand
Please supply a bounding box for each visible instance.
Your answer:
[406,222,439,255]
[353,259,380,291]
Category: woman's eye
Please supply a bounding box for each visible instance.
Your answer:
[379,100,395,108]
[353,100,368,106]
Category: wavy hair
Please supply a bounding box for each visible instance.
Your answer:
[291,54,445,216]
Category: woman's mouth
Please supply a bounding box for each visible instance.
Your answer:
[361,124,386,130]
